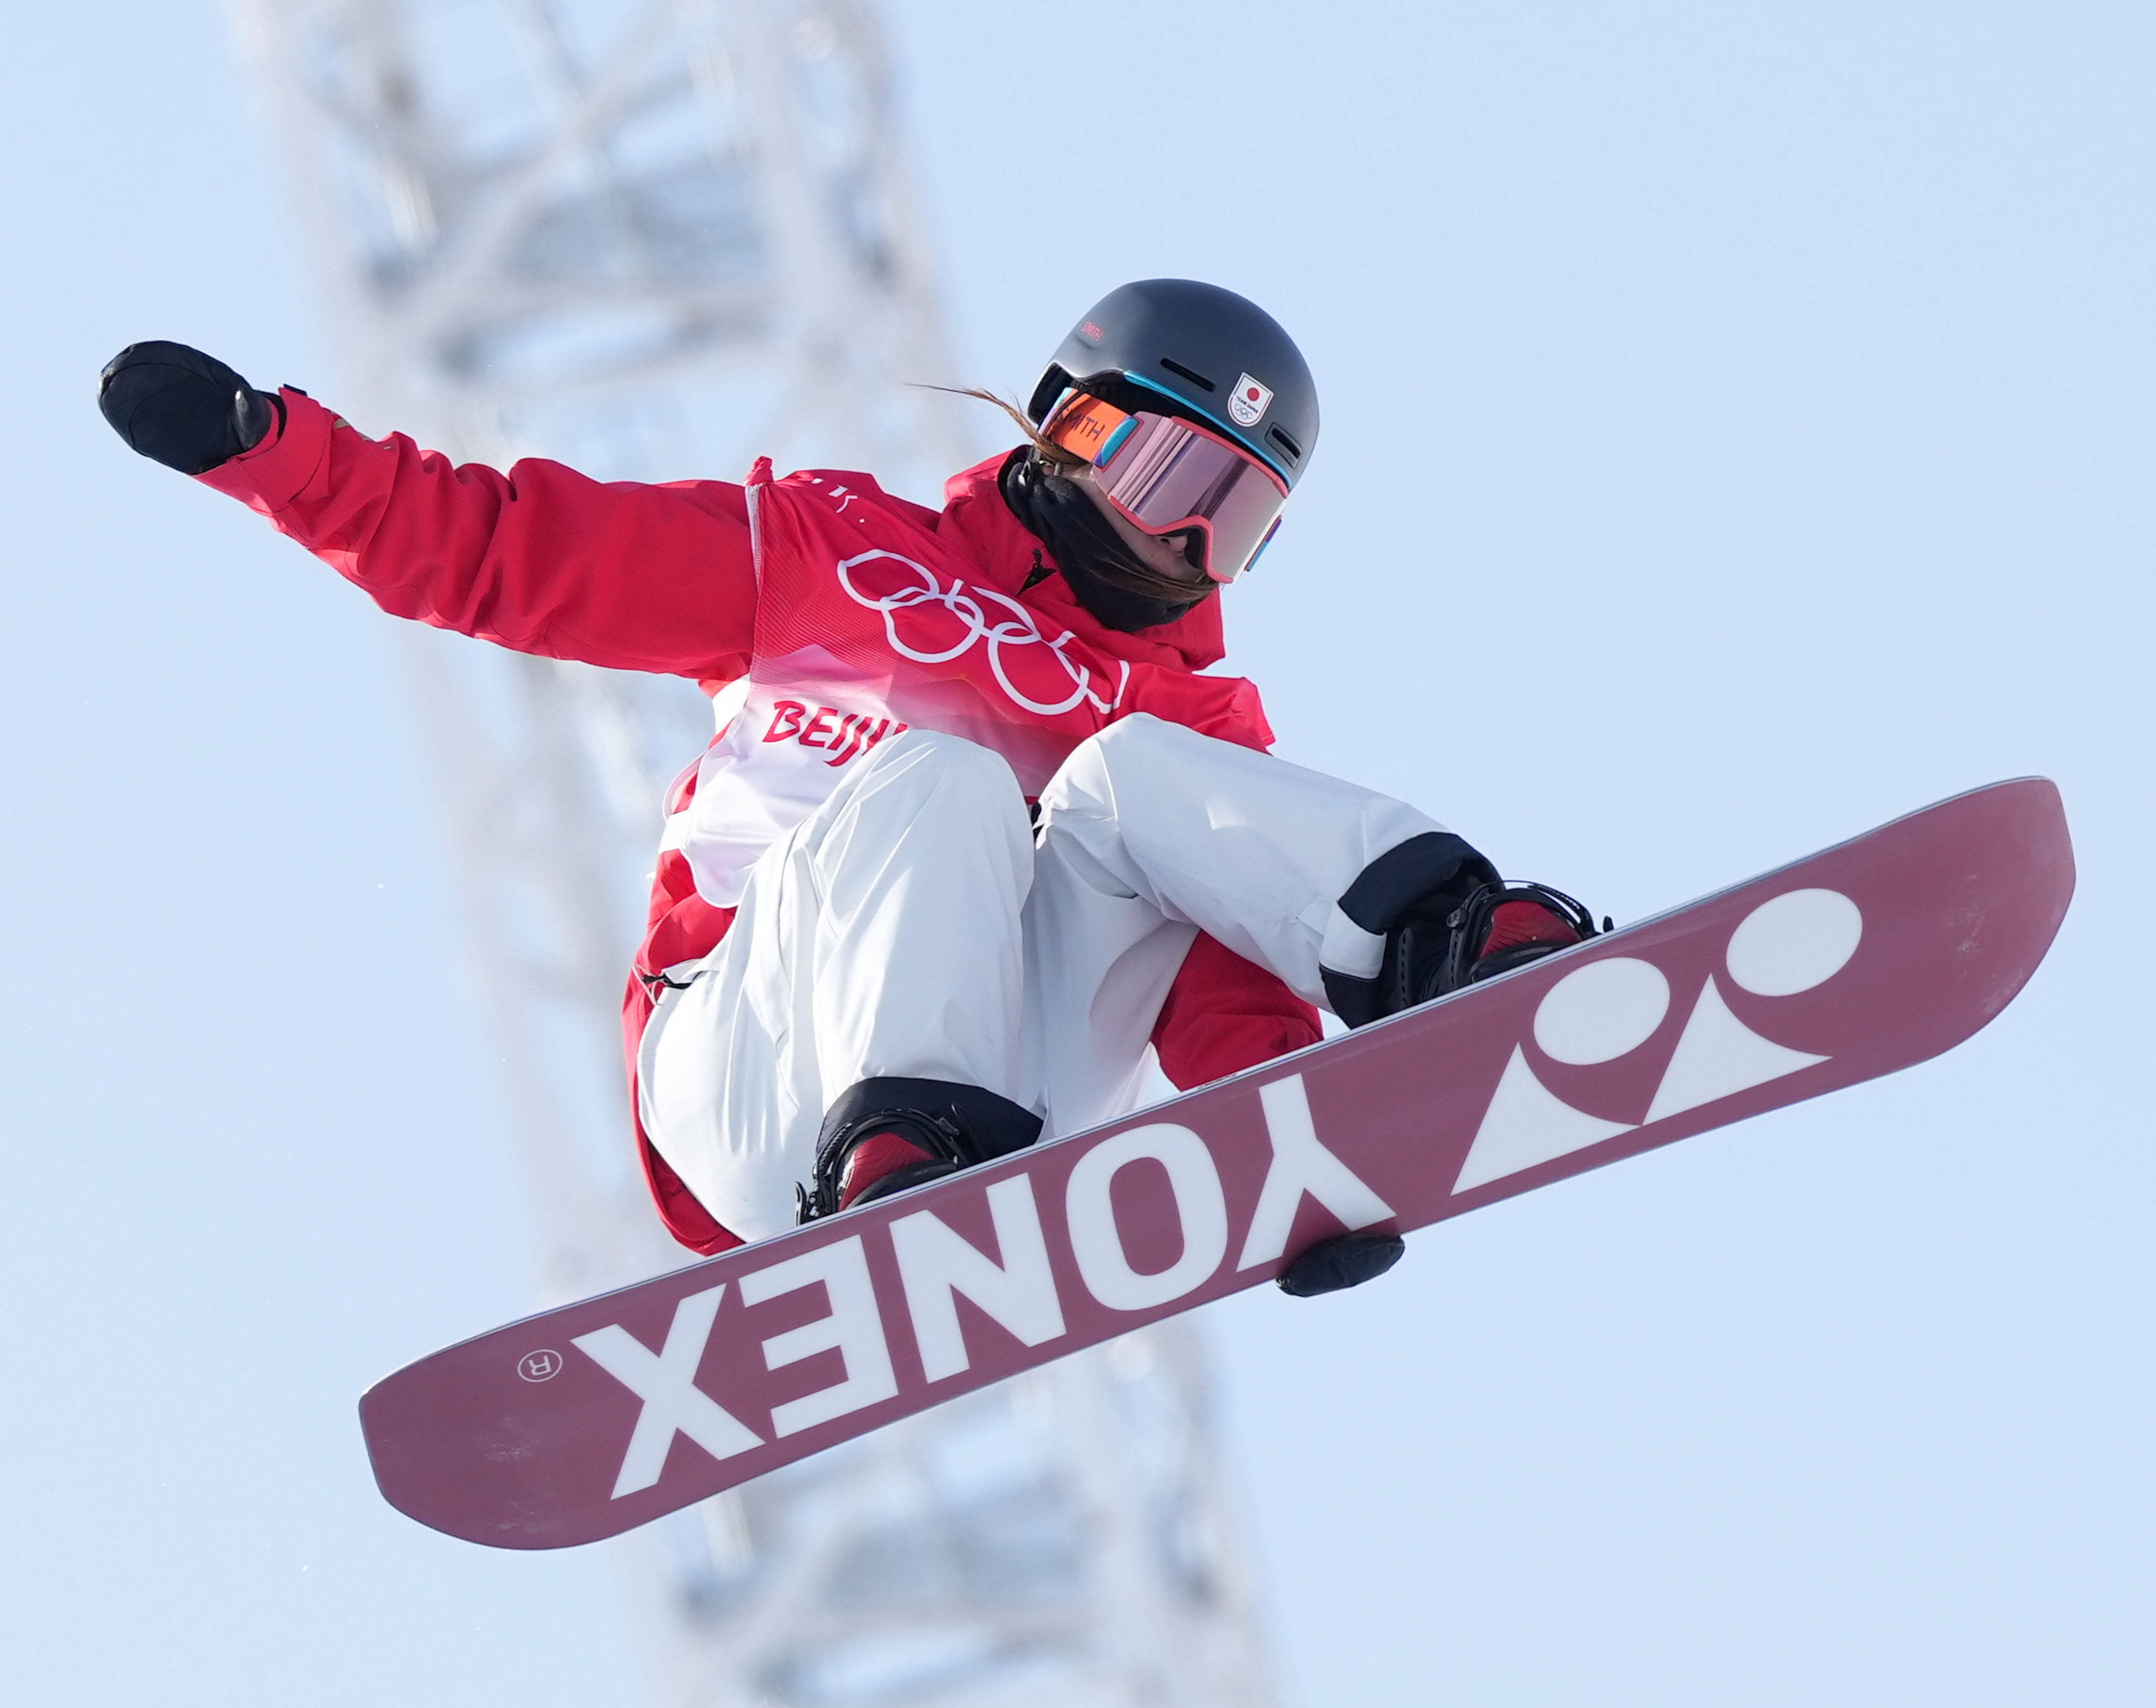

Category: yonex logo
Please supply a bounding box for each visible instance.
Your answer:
[572,1289,763,1497]
[1454,889,1862,1191]
[570,1074,1385,1502]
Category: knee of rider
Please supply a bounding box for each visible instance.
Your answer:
[1034,738,1151,903]
[1039,712,1174,826]
[1091,711,1194,769]
[860,727,1028,822]
[1045,715,1227,862]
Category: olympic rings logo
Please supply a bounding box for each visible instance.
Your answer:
[834,550,1129,719]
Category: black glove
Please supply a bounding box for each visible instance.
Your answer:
[1277,1231,1406,1297]
[97,341,279,475]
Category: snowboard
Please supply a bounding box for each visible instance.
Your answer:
[361,777,2073,1550]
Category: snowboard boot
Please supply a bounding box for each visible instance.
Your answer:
[799,1076,1044,1223]
[1321,831,1603,1028]
[1388,878,1603,1007]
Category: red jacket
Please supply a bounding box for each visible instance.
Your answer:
[201,391,1323,1250]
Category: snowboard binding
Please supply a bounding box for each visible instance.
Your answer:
[1387,879,1604,1012]
[798,1077,1043,1223]
[1322,834,1606,1029]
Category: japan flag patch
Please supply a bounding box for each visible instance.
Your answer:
[1229,374,1273,427]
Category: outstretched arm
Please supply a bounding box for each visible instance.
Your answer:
[99,342,758,681]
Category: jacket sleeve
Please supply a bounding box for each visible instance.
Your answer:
[1151,930,1323,1091]
[196,389,757,679]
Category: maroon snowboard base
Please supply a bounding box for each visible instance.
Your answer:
[360,779,2073,1550]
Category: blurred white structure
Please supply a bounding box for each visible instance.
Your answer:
[226,3,1281,1704]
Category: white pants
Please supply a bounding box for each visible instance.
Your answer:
[639,715,1445,1242]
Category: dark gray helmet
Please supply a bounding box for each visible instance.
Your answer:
[1026,279,1319,489]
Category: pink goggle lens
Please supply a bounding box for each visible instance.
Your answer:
[1044,393,1289,583]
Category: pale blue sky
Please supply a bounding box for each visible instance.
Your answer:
[1,3,2149,1704]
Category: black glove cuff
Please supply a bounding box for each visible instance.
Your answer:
[237,387,282,453]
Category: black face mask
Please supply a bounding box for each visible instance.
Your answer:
[998,450,1215,634]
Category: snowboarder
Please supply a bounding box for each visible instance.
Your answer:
[99,279,1596,1291]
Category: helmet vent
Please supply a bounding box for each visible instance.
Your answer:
[1267,426,1303,463]
[1158,356,1217,392]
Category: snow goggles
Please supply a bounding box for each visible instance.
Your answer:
[1042,391,1288,583]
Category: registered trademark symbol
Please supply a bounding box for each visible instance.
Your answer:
[517,1348,564,1383]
